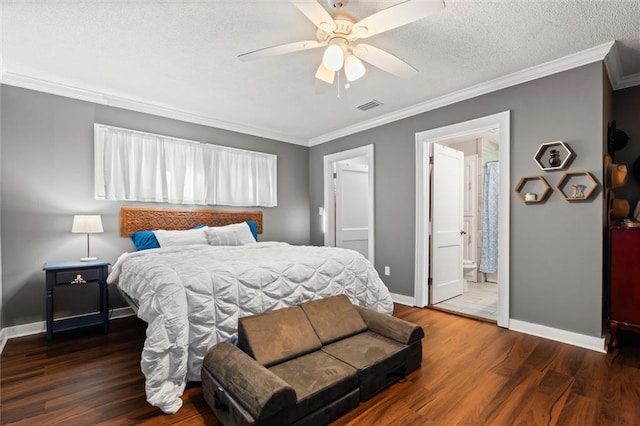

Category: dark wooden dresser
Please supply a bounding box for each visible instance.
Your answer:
[609,227,640,347]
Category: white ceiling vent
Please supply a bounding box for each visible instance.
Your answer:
[357,100,383,111]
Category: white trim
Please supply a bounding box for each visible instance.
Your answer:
[389,292,416,307]
[308,42,615,146]
[604,41,640,90]
[414,139,431,308]
[415,111,510,327]
[0,321,46,354]
[323,145,375,265]
[111,306,136,320]
[3,42,637,147]
[0,307,136,355]
[509,319,607,353]
[0,72,307,146]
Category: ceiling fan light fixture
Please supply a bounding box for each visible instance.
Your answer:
[345,54,366,82]
[315,63,335,84]
[322,44,344,71]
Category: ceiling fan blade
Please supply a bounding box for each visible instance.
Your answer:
[352,43,417,78]
[351,0,445,39]
[290,0,336,32]
[238,40,324,61]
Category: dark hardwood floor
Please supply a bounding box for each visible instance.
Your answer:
[2,305,640,425]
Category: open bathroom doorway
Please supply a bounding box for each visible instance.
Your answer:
[434,131,499,321]
[415,111,510,327]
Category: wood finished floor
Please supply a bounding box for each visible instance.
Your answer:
[2,305,640,425]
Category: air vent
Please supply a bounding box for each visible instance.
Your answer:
[357,100,383,111]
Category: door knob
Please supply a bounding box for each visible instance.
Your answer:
[460,230,467,235]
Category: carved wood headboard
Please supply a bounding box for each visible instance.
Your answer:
[119,206,263,237]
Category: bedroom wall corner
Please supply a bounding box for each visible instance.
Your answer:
[0,85,310,329]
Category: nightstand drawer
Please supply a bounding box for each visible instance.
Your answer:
[55,268,101,285]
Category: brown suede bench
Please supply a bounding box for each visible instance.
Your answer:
[201,295,424,425]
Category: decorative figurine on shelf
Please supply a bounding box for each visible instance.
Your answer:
[571,184,587,198]
[548,149,562,167]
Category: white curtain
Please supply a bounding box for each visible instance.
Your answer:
[94,124,277,207]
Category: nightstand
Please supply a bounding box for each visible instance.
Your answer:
[42,259,110,344]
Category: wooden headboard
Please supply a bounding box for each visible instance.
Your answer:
[120,206,263,237]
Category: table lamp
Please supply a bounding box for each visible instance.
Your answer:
[72,215,103,261]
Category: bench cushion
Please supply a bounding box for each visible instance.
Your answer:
[268,351,359,424]
[300,295,367,344]
[322,331,423,400]
[238,306,322,367]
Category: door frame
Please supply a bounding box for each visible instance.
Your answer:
[414,111,510,328]
[323,144,375,264]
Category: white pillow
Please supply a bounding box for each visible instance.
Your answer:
[205,222,256,246]
[153,228,208,247]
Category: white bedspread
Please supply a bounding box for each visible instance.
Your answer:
[107,242,393,414]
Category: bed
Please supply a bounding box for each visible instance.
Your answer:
[108,207,394,414]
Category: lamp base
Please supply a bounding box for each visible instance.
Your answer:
[80,257,98,262]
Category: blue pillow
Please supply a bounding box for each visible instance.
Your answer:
[130,230,160,251]
[246,220,258,242]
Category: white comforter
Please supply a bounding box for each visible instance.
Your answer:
[107,242,393,414]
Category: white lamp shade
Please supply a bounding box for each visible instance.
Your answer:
[345,55,366,82]
[72,215,104,234]
[322,44,344,72]
[315,63,336,84]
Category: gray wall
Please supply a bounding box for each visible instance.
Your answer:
[0,83,3,331]
[310,62,606,337]
[610,85,640,210]
[1,85,309,327]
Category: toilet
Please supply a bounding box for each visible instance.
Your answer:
[463,260,477,275]
[462,260,477,292]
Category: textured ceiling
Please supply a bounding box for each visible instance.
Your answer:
[2,1,640,146]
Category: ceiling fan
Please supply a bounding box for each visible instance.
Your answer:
[238,0,446,86]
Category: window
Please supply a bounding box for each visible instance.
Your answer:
[94,124,277,207]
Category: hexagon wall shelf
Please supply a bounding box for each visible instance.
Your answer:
[514,175,552,203]
[533,141,573,171]
[555,171,599,201]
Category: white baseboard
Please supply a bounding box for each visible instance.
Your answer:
[390,292,416,307]
[111,306,136,320]
[0,320,46,354]
[0,307,137,355]
[509,319,607,353]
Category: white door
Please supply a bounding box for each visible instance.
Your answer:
[430,143,465,304]
[335,163,369,258]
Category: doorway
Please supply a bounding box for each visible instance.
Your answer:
[414,112,510,328]
[323,145,375,264]
[432,132,500,321]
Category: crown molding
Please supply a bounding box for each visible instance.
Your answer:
[308,41,616,146]
[0,72,308,146]
[3,41,637,148]
[604,41,640,90]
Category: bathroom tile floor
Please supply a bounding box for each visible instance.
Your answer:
[433,281,498,321]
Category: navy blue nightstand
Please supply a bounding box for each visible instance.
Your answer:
[42,259,110,345]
